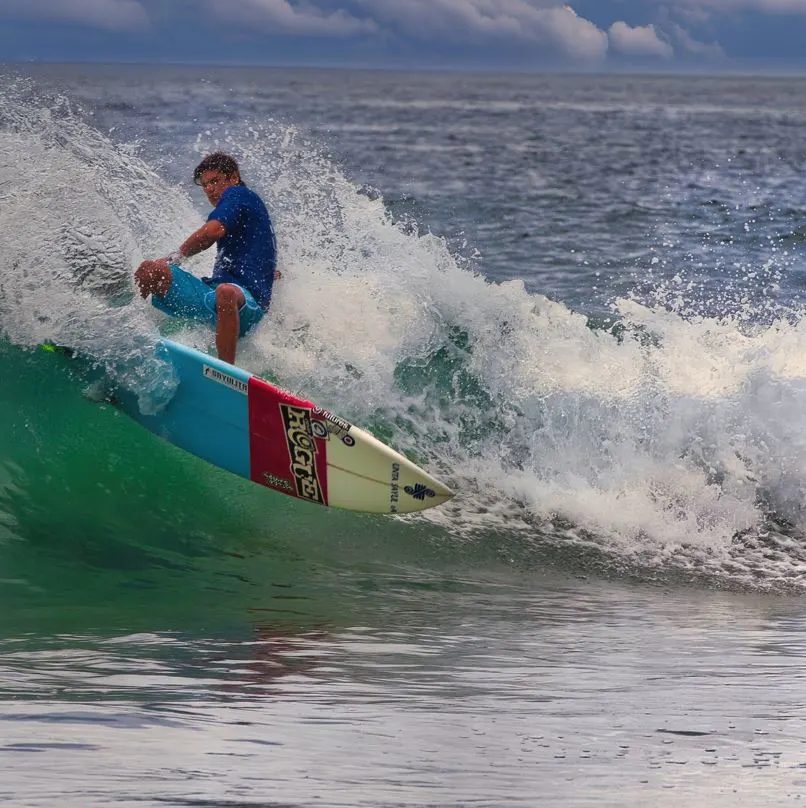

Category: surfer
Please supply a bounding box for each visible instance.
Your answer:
[134,152,277,365]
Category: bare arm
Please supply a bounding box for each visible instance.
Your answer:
[177,219,226,260]
[134,219,227,298]
[145,219,227,269]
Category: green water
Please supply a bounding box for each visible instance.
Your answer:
[0,341,492,641]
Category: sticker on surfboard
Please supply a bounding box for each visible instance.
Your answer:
[203,364,248,395]
[248,378,330,506]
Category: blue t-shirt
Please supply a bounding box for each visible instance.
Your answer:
[203,184,277,308]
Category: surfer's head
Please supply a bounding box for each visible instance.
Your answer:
[193,152,244,205]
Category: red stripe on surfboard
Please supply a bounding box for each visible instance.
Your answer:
[247,377,329,507]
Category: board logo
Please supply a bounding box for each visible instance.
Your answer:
[311,420,329,440]
[280,404,325,504]
[404,483,436,501]
[311,406,355,446]
[263,472,293,493]
[390,462,400,514]
[203,365,248,395]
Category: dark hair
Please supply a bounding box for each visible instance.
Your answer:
[193,152,244,185]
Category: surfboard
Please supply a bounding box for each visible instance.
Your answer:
[107,339,454,514]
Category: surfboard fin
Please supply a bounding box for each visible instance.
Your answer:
[41,342,76,358]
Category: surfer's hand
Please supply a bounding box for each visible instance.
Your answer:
[135,260,172,299]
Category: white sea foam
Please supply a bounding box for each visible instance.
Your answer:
[195,115,806,590]
[4,75,806,589]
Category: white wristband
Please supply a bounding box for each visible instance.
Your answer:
[167,251,183,266]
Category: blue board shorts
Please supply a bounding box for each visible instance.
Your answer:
[152,265,265,338]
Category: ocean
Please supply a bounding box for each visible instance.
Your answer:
[2,64,806,805]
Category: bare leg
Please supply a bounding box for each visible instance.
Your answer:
[215,284,245,365]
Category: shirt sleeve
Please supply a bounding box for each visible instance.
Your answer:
[207,187,244,232]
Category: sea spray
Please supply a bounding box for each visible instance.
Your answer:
[5,73,806,590]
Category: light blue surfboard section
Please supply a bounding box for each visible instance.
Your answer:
[115,340,253,480]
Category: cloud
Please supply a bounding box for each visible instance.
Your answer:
[661,0,806,13]
[0,1,634,64]
[0,0,149,31]
[543,5,610,59]
[350,0,608,60]
[608,21,673,58]
[666,21,725,58]
[203,0,377,36]
[663,4,715,25]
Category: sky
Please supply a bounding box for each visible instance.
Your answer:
[0,0,805,72]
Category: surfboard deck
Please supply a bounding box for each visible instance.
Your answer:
[104,339,454,514]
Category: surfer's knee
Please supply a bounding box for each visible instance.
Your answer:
[215,283,245,312]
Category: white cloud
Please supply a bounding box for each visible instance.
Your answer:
[543,5,610,60]
[667,5,715,25]
[0,0,148,31]
[609,21,673,58]
[667,0,806,13]
[204,0,377,35]
[352,0,608,60]
[666,21,726,58]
